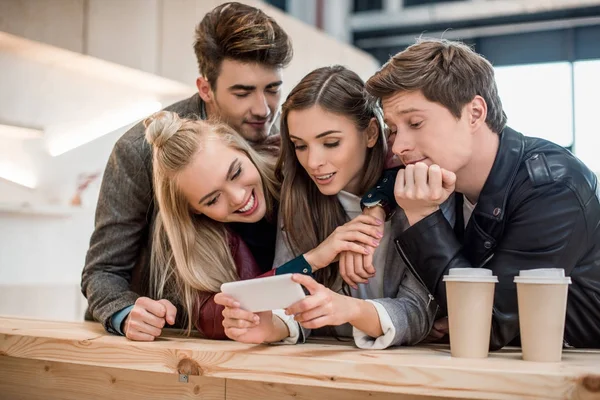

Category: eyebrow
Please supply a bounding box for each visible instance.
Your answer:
[396,107,425,115]
[289,130,341,140]
[266,81,283,89]
[228,81,283,91]
[198,158,239,204]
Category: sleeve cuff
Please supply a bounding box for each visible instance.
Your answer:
[275,255,313,276]
[111,305,134,336]
[360,167,400,217]
[271,309,300,344]
[352,300,396,350]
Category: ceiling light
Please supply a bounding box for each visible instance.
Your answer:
[0,123,43,139]
[0,162,37,189]
[47,100,162,157]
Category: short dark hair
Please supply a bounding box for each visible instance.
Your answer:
[366,38,507,134]
[193,2,293,87]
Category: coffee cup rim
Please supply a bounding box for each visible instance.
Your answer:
[514,276,572,284]
[443,276,499,283]
[443,268,498,283]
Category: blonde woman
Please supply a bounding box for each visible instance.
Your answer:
[144,111,313,342]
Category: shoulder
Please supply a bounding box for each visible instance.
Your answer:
[513,136,597,206]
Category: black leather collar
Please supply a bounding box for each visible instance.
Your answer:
[474,127,524,222]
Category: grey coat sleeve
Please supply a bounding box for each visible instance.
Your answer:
[370,275,437,347]
[81,133,153,334]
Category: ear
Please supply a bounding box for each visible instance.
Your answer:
[469,95,488,131]
[196,76,214,103]
[365,117,380,148]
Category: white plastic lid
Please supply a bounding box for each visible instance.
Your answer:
[443,268,498,283]
[514,268,572,284]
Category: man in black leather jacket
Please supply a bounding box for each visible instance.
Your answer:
[364,38,600,350]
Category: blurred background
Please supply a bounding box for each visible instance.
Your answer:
[0,0,598,322]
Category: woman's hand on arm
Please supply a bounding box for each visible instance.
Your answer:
[303,215,383,272]
[339,206,386,289]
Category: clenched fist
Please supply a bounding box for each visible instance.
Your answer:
[394,162,456,225]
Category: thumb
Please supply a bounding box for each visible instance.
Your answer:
[291,273,321,295]
[158,299,177,325]
[441,168,457,190]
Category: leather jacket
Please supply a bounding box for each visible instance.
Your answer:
[392,127,600,350]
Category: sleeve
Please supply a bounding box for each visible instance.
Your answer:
[272,309,301,344]
[352,301,396,349]
[353,265,436,349]
[396,182,588,350]
[270,213,313,276]
[360,167,401,219]
[111,305,134,336]
[81,133,153,334]
[193,291,228,339]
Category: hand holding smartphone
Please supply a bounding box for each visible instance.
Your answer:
[220,273,305,312]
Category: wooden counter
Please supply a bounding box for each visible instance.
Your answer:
[1,316,599,399]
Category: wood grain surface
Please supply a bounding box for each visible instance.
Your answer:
[1,316,599,399]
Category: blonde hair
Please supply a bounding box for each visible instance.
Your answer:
[144,111,279,333]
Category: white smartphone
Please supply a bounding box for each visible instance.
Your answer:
[220,274,306,312]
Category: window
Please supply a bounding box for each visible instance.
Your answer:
[265,0,287,12]
[574,60,600,173]
[494,62,573,148]
[353,0,383,13]
[403,0,463,7]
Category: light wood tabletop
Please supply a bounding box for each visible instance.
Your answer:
[1,316,599,400]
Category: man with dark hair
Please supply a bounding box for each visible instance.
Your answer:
[81,2,293,341]
[365,38,600,349]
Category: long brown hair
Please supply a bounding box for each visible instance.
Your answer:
[277,66,386,288]
[144,111,280,333]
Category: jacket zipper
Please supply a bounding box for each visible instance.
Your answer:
[394,239,435,306]
[394,239,438,342]
[480,253,495,268]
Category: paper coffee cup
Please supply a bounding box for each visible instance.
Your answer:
[514,269,571,362]
[443,268,498,358]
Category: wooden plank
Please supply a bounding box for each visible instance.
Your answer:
[226,379,472,400]
[0,356,225,400]
[1,316,600,399]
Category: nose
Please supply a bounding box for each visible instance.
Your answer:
[250,93,270,119]
[391,129,414,157]
[306,147,325,171]
[227,185,247,209]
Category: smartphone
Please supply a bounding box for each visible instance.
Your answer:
[220,274,305,312]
